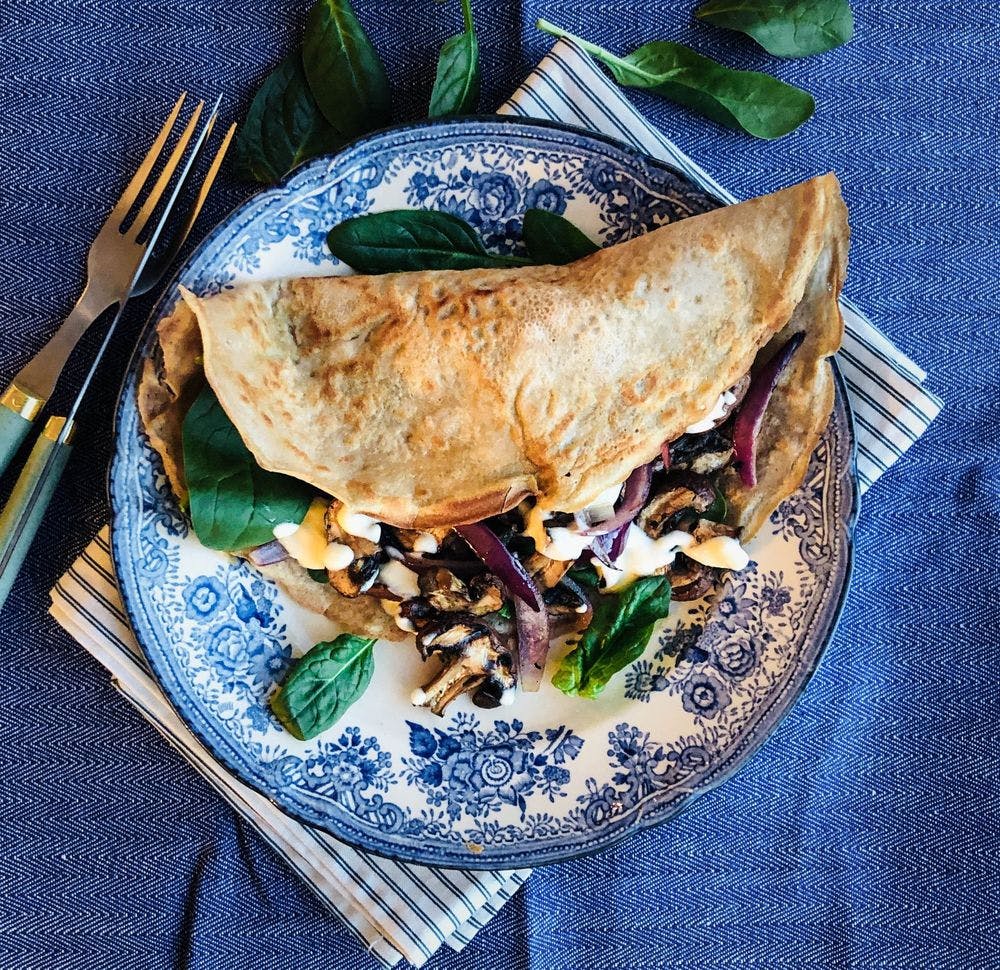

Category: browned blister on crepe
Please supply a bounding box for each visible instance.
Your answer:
[182,174,847,536]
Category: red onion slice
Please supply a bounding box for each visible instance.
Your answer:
[454,523,542,611]
[733,332,805,487]
[514,594,550,691]
[248,539,290,566]
[580,463,652,537]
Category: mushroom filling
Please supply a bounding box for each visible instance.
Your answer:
[269,379,754,715]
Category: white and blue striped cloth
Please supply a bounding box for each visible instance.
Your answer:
[49,40,941,970]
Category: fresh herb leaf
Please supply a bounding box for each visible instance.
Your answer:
[429,0,480,117]
[553,576,671,697]
[703,484,728,523]
[327,209,531,273]
[496,602,513,620]
[232,52,344,183]
[567,563,601,590]
[307,567,330,584]
[271,634,376,740]
[182,385,314,551]
[522,209,599,265]
[536,19,814,139]
[302,0,391,139]
[696,0,853,58]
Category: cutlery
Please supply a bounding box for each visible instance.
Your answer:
[0,95,235,609]
[0,93,229,477]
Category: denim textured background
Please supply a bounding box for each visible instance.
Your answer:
[1,2,996,968]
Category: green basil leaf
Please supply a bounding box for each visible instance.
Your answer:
[566,563,601,590]
[537,19,814,139]
[302,0,391,139]
[553,576,671,698]
[696,0,853,58]
[327,209,531,273]
[429,0,480,118]
[271,635,376,740]
[232,51,345,184]
[182,384,314,551]
[703,484,728,523]
[522,209,599,265]
[307,567,330,584]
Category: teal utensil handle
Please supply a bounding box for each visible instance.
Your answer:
[0,417,73,612]
[0,384,45,479]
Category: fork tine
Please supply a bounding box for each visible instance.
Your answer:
[108,92,186,225]
[126,100,205,241]
[133,121,236,296]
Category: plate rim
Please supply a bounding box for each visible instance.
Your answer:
[109,116,859,869]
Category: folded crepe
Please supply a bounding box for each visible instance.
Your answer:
[139,173,848,639]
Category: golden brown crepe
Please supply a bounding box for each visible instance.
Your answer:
[180,174,847,533]
[138,174,847,633]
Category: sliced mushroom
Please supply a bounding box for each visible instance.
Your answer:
[666,553,716,601]
[398,597,441,632]
[413,618,516,716]
[388,526,450,554]
[525,551,572,589]
[638,472,716,538]
[692,518,738,543]
[668,428,734,476]
[324,499,385,597]
[418,568,504,615]
[543,578,593,635]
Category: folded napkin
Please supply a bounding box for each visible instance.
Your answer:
[49,39,942,970]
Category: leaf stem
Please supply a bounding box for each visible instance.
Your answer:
[536,17,609,63]
[461,0,474,34]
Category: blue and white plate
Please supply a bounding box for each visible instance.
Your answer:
[110,119,857,869]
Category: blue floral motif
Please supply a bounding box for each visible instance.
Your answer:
[403,715,584,820]
[712,636,759,679]
[471,171,520,221]
[183,576,228,620]
[524,178,567,214]
[681,671,731,720]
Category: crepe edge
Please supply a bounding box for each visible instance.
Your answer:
[721,172,849,540]
[136,299,403,642]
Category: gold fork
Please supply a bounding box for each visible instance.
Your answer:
[0,95,235,609]
[0,93,233,475]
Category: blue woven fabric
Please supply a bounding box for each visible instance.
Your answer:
[0,2,995,968]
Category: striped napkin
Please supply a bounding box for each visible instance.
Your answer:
[49,40,942,970]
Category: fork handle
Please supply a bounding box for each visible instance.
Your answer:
[0,417,74,612]
[0,384,45,479]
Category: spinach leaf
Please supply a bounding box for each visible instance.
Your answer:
[307,567,330,584]
[567,563,601,590]
[302,0,391,139]
[703,484,728,523]
[536,19,814,139]
[233,52,344,183]
[429,0,480,118]
[271,634,376,740]
[182,384,314,551]
[522,209,599,265]
[327,209,531,273]
[696,0,853,58]
[553,576,671,698]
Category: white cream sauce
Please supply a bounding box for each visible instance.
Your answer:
[336,505,382,543]
[685,389,736,435]
[378,559,421,599]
